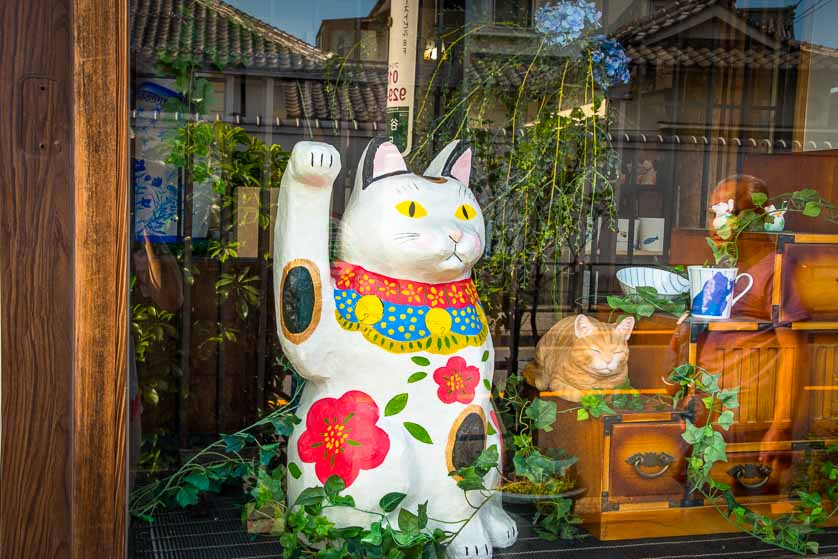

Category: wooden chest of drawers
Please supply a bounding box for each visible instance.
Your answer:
[528,231,838,538]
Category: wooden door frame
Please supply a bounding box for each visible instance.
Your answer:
[1,0,129,556]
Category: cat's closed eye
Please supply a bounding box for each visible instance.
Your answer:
[395,200,428,218]
[455,204,477,221]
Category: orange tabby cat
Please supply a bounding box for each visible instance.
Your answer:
[523,314,635,402]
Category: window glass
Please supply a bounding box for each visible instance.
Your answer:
[129,0,838,556]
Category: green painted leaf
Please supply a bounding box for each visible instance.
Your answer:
[407,372,427,383]
[184,472,210,491]
[403,422,433,444]
[411,356,430,366]
[385,393,409,416]
[487,422,497,436]
[481,350,490,362]
[379,492,407,513]
[288,462,302,479]
[483,379,492,391]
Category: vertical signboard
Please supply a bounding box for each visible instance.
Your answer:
[387,0,419,154]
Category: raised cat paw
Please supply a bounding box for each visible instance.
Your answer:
[288,141,341,188]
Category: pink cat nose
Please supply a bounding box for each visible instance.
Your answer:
[448,229,463,243]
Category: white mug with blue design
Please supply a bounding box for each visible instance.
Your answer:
[688,266,753,320]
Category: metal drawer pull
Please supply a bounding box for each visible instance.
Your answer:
[728,463,772,489]
[626,452,675,479]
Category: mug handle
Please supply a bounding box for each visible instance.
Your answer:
[730,273,754,308]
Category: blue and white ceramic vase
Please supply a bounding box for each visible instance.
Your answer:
[687,266,753,320]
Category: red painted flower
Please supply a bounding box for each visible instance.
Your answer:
[433,356,481,404]
[297,391,390,487]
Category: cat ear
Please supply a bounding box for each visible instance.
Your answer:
[615,316,635,340]
[574,315,595,338]
[424,140,472,186]
[360,137,408,189]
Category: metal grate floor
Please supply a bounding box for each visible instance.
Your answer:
[131,496,838,559]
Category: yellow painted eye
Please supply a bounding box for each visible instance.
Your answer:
[395,200,428,218]
[455,204,477,221]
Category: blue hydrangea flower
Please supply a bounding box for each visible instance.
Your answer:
[535,0,601,47]
[590,38,631,89]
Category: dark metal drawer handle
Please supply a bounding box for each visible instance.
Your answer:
[626,452,675,479]
[728,463,772,489]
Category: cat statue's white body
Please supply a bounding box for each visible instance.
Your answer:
[273,139,517,558]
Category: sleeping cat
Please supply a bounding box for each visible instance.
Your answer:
[523,315,635,402]
[274,138,517,558]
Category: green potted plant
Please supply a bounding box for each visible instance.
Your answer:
[689,189,835,320]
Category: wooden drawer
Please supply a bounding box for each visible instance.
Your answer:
[779,242,838,323]
[608,421,689,503]
[708,451,795,498]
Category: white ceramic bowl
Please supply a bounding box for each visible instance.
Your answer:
[616,267,690,300]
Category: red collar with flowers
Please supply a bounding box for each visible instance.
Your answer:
[331,261,479,309]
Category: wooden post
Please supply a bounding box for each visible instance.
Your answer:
[0,0,129,555]
[71,0,129,554]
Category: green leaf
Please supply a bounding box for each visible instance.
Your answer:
[294,486,326,507]
[288,462,302,479]
[411,356,430,366]
[473,444,500,474]
[324,475,346,499]
[260,443,279,466]
[452,467,486,491]
[716,410,735,431]
[681,419,704,444]
[407,372,427,383]
[361,522,384,545]
[483,379,492,391]
[385,393,409,417]
[487,422,497,436]
[379,492,407,513]
[718,387,740,409]
[750,192,768,207]
[176,485,199,507]
[525,398,558,431]
[481,350,490,362]
[184,472,210,491]
[702,396,714,410]
[576,408,589,421]
[398,508,420,535]
[403,422,433,444]
[418,501,429,529]
[223,434,247,453]
[803,201,822,217]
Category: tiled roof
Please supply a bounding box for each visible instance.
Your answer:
[626,44,838,69]
[276,75,387,124]
[130,0,389,124]
[131,0,330,74]
[613,0,793,44]
[614,0,724,44]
